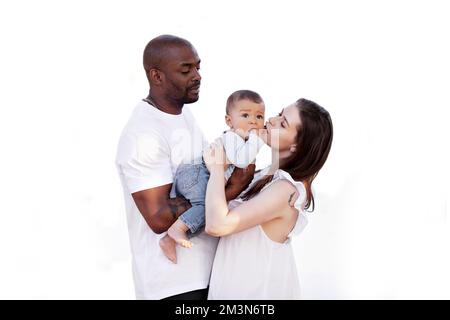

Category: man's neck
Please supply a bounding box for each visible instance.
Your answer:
[146,92,183,115]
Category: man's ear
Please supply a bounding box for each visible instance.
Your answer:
[225,115,233,128]
[149,68,163,85]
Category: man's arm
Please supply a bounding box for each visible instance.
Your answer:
[130,166,253,232]
[132,183,192,234]
[224,164,256,201]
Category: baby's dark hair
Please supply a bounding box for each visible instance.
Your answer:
[226,90,264,114]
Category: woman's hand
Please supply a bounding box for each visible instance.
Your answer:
[203,138,226,172]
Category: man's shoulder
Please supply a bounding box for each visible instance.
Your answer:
[122,102,169,134]
[117,102,168,156]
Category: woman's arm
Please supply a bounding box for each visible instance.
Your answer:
[204,140,299,237]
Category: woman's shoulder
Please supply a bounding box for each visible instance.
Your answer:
[258,169,308,240]
[273,169,308,238]
[232,167,306,211]
[266,169,307,207]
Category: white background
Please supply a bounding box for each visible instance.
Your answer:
[0,0,449,299]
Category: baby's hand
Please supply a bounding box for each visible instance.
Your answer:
[250,128,268,144]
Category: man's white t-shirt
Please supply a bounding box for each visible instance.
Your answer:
[116,100,219,299]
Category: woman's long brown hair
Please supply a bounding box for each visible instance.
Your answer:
[241,98,333,212]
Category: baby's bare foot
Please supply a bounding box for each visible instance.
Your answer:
[168,220,193,249]
[159,235,177,263]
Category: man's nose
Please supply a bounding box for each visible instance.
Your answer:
[192,68,201,82]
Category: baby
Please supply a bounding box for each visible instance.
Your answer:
[159,90,266,263]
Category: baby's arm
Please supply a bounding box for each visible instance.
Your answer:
[222,131,265,168]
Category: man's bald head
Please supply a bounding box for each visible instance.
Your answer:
[143,35,194,74]
[142,35,201,106]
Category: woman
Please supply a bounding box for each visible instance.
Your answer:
[203,98,333,299]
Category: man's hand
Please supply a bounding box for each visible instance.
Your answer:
[166,196,192,220]
[225,163,256,201]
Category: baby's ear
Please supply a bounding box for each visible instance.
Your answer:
[225,115,232,128]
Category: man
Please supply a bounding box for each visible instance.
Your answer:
[116,35,255,300]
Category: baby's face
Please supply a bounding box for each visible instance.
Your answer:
[225,99,265,136]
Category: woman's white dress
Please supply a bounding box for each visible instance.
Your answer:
[208,167,308,300]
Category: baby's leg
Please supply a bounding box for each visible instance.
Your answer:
[166,161,208,252]
[174,162,209,238]
[159,234,177,263]
[159,172,185,263]
[159,164,191,262]
[167,219,192,248]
